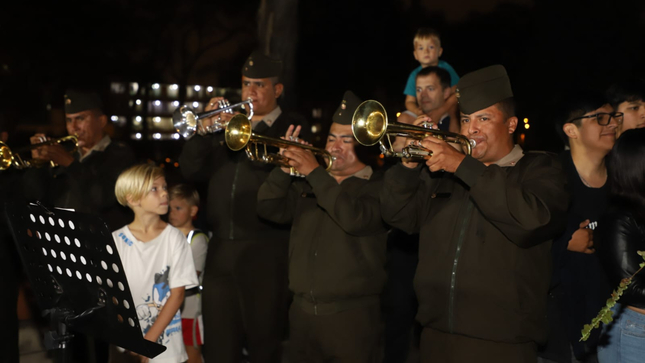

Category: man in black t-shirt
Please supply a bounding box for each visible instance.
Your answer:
[539,91,622,363]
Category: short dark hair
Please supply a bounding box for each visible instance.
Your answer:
[414,28,442,47]
[606,128,645,217]
[554,91,607,146]
[416,66,451,90]
[494,97,516,120]
[606,79,645,110]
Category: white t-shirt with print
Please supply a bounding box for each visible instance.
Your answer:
[113,224,199,363]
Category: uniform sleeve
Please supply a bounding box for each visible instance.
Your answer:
[60,144,136,213]
[454,154,569,248]
[404,69,418,97]
[305,167,387,236]
[257,167,299,224]
[168,229,199,290]
[179,133,228,182]
[190,234,208,273]
[380,163,428,235]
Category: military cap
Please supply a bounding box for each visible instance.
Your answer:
[242,51,283,79]
[332,90,363,125]
[456,65,513,115]
[64,89,103,114]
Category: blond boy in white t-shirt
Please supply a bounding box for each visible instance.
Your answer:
[113,164,198,363]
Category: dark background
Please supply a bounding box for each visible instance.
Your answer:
[1,0,644,161]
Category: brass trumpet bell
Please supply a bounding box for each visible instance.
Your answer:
[352,100,475,158]
[0,142,13,170]
[225,115,334,176]
[225,114,253,151]
[0,135,79,170]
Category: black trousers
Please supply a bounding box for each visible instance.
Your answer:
[288,302,383,363]
[201,238,289,363]
[382,230,420,363]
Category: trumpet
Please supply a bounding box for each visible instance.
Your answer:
[225,114,334,176]
[0,135,79,170]
[352,100,475,158]
[173,98,254,139]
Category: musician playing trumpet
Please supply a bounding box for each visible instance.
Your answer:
[178,51,309,363]
[381,66,569,363]
[257,90,388,362]
[22,89,135,362]
[23,89,135,231]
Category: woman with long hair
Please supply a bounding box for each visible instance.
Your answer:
[595,128,645,362]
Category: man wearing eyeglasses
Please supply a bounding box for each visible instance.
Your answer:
[539,92,621,363]
[607,78,645,138]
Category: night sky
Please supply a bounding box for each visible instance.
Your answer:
[2,0,644,159]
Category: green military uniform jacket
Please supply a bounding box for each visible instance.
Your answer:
[257,165,388,315]
[179,112,308,241]
[22,138,135,231]
[381,146,568,345]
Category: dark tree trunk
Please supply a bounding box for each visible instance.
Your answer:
[258,0,299,110]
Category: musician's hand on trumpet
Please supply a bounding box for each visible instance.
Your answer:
[30,133,48,160]
[284,147,318,177]
[419,136,466,173]
[29,134,75,167]
[201,97,236,133]
[399,115,437,169]
[279,125,317,176]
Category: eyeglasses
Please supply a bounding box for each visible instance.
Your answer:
[568,112,624,126]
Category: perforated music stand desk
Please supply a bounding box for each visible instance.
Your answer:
[4,201,166,362]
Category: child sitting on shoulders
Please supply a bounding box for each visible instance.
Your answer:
[168,184,208,363]
[113,164,199,363]
[404,28,460,118]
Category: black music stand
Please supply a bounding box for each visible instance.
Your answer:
[4,201,166,363]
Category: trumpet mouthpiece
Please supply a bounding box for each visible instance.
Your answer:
[469,139,477,148]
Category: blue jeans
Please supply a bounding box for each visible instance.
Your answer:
[597,304,645,363]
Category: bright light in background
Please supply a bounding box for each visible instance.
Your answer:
[396,112,401,118]
[192,101,199,108]
[311,125,319,133]
[153,117,161,123]
[135,99,142,105]
[170,84,179,90]
[153,133,162,140]
[111,115,118,122]
[524,124,530,129]
[207,86,213,93]
[523,118,529,123]
[172,133,180,140]
[154,100,161,106]
[152,83,160,90]
[135,133,142,139]
[173,101,180,107]
[135,116,142,122]
[194,85,201,92]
